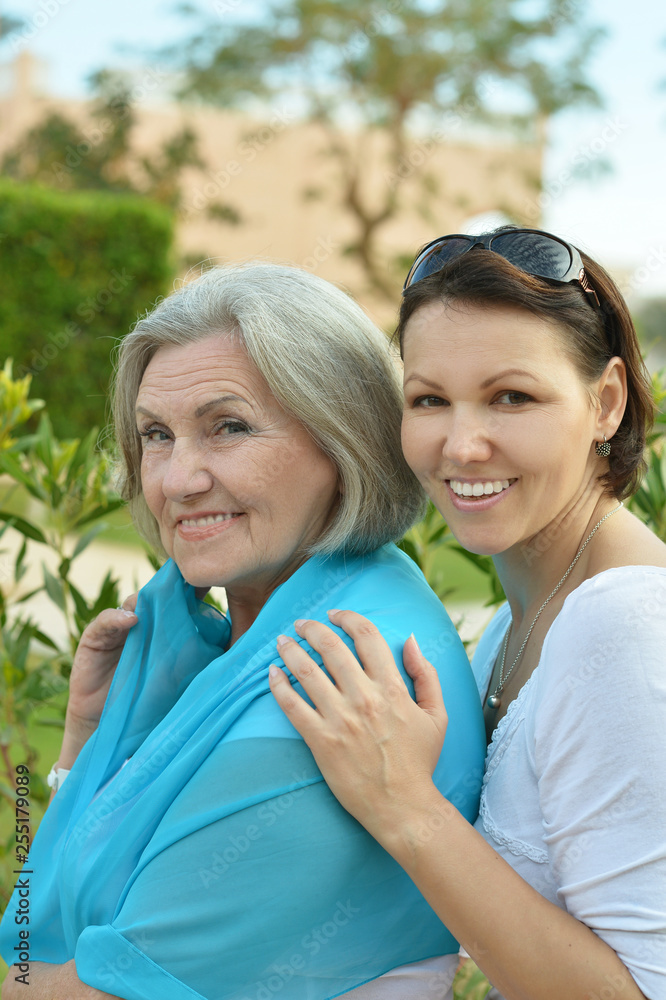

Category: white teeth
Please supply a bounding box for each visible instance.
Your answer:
[181,513,238,527]
[449,479,513,497]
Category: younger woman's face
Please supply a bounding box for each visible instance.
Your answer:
[401,300,604,558]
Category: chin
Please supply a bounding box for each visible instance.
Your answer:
[171,557,223,591]
[448,528,509,558]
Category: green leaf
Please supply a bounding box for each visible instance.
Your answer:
[89,570,121,617]
[0,451,47,501]
[14,586,43,604]
[427,522,449,544]
[449,544,493,574]
[74,499,124,529]
[64,428,98,489]
[0,512,47,544]
[13,537,28,582]
[144,547,162,572]
[397,536,420,566]
[68,580,90,621]
[71,521,107,560]
[31,628,59,651]
[33,412,55,470]
[42,564,67,611]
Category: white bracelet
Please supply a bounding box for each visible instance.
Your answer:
[47,764,70,792]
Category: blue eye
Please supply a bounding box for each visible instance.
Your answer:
[139,428,170,443]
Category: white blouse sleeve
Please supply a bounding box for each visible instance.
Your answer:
[530,568,666,999]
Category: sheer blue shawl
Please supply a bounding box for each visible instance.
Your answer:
[0,544,485,999]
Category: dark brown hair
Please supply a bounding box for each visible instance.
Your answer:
[395,242,654,499]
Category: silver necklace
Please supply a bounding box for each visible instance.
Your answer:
[486,502,623,711]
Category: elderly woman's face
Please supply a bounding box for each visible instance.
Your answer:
[136,334,340,598]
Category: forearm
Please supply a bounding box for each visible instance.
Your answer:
[48,719,96,804]
[2,960,119,999]
[378,785,646,1000]
[58,714,97,770]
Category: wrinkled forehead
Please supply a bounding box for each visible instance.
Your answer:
[135,334,271,411]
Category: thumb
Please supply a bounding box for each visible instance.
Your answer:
[403,634,447,726]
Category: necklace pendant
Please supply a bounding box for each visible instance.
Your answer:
[487,692,502,710]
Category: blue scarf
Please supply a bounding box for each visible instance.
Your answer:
[1,544,485,999]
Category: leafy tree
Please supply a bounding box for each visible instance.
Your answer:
[0,12,23,43]
[1,70,203,212]
[171,0,603,298]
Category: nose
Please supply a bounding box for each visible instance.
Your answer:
[160,438,215,501]
[442,406,493,467]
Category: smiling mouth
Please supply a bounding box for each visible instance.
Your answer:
[179,513,242,527]
[448,479,516,498]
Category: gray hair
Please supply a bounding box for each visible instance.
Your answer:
[112,262,425,556]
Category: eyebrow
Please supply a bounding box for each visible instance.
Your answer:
[135,394,249,420]
[194,394,249,417]
[404,370,539,390]
[403,374,442,390]
[479,369,540,389]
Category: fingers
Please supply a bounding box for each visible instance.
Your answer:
[268,664,325,745]
[403,636,448,733]
[323,610,408,689]
[77,597,138,658]
[120,592,138,614]
[275,634,345,711]
[79,607,137,653]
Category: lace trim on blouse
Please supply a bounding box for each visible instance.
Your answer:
[479,663,548,864]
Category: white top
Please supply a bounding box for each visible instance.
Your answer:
[343,954,457,998]
[471,566,666,1000]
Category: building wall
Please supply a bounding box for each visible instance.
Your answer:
[0,53,544,326]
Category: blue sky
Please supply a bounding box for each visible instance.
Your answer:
[2,0,666,298]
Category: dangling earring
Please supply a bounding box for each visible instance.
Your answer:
[595,435,611,458]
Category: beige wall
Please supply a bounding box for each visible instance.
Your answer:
[0,52,544,327]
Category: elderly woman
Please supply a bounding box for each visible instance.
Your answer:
[269,230,666,1000]
[0,264,485,999]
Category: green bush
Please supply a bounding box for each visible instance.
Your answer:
[0,180,174,436]
[0,362,142,906]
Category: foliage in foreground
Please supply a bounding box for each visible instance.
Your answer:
[0,362,129,902]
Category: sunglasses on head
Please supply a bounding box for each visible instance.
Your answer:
[402,227,600,308]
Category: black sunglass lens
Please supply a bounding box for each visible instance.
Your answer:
[492,232,572,281]
[408,238,472,285]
